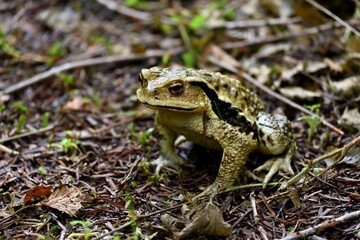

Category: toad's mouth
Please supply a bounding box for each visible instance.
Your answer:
[141,102,197,111]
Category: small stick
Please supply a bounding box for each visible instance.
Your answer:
[211,17,302,29]
[221,21,358,50]
[304,0,360,37]
[96,0,174,25]
[0,143,19,155]
[286,135,360,187]
[250,192,269,240]
[0,125,54,143]
[0,48,184,96]
[278,209,360,240]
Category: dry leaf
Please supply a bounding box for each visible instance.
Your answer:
[63,96,98,113]
[24,186,53,205]
[339,145,360,166]
[340,108,360,130]
[279,86,322,100]
[162,201,231,239]
[330,76,360,98]
[41,185,82,216]
[324,58,343,73]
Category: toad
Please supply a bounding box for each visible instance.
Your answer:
[136,67,295,195]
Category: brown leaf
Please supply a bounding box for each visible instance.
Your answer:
[62,96,98,113]
[41,185,82,216]
[24,186,53,205]
[162,201,232,239]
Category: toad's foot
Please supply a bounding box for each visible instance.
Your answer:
[192,182,223,201]
[152,155,185,174]
[254,142,295,187]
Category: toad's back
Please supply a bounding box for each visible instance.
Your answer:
[158,68,265,121]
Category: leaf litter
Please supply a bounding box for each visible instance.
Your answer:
[0,0,359,239]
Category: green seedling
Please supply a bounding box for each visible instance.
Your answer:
[51,137,78,155]
[12,101,28,133]
[124,194,141,239]
[70,220,91,240]
[0,104,6,113]
[15,114,27,133]
[41,112,50,128]
[162,53,171,67]
[57,73,74,87]
[0,29,20,58]
[12,101,28,113]
[299,104,321,142]
[91,90,101,108]
[182,51,197,68]
[125,0,144,7]
[38,166,47,175]
[137,129,152,146]
[49,41,67,57]
[189,14,207,30]
[90,35,112,54]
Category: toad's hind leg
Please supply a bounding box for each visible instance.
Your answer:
[199,119,258,197]
[254,112,295,186]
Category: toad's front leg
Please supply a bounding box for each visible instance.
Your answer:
[152,118,186,173]
[199,119,258,197]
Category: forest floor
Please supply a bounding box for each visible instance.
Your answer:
[0,0,360,239]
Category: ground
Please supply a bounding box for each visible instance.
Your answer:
[0,0,360,239]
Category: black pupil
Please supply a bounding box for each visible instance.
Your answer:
[138,75,143,85]
[170,84,182,93]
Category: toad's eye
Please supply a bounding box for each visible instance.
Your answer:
[168,81,184,96]
[138,72,145,87]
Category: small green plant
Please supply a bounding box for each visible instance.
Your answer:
[49,41,67,57]
[299,104,321,142]
[162,53,171,67]
[59,138,78,154]
[287,226,296,231]
[0,29,20,58]
[181,51,197,68]
[57,73,75,87]
[0,104,6,113]
[41,112,50,128]
[15,114,27,133]
[124,0,144,7]
[90,35,112,53]
[12,102,28,133]
[137,129,152,146]
[91,90,101,108]
[189,14,207,30]
[12,101,28,113]
[124,193,141,239]
[51,137,78,155]
[70,220,91,240]
[38,166,47,175]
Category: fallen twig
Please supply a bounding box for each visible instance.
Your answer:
[0,125,55,143]
[0,143,19,155]
[96,0,174,25]
[250,192,269,240]
[304,0,360,37]
[0,48,184,96]
[89,112,151,134]
[286,135,360,187]
[211,17,301,29]
[221,20,358,50]
[278,209,360,240]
